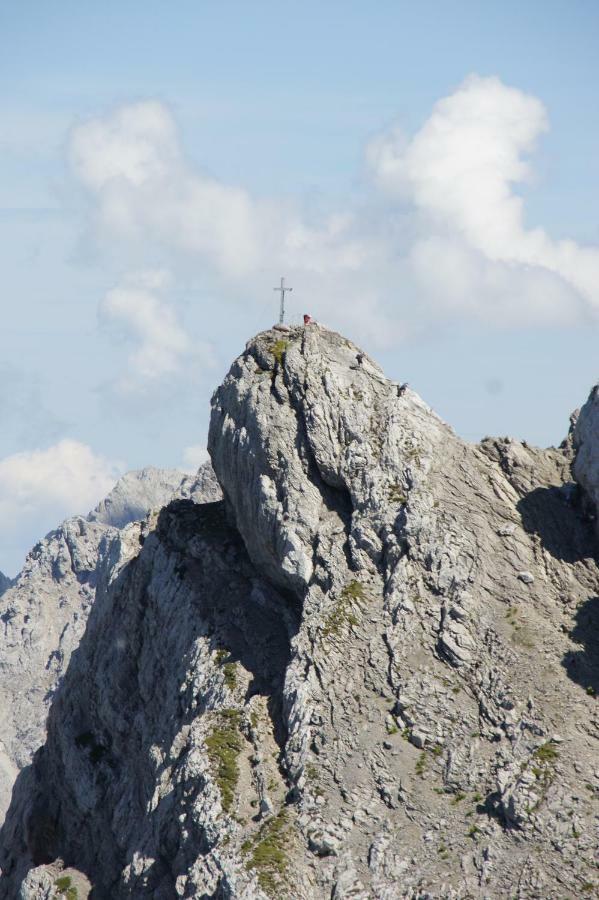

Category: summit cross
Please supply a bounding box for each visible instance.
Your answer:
[274,276,293,324]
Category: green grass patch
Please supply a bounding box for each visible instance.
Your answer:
[244,809,291,897]
[529,741,559,795]
[342,580,365,601]
[223,663,237,690]
[534,741,559,764]
[269,339,289,366]
[415,752,427,777]
[205,709,243,813]
[214,650,238,691]
[322,580,367,638]
[54,876,77,900]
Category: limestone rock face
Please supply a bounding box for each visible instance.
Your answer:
[0,463,220,825]
[88,463,221,528]
[573,386,599,524]
[0,574,11,597]
[1,328,599,900]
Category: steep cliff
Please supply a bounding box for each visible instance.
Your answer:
[0,464,220,825]
[1,327,598,899]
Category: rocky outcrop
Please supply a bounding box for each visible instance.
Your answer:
[88,464,221,528]
[0,464,220,825]
[574,386,599,525]
[0,574,10,597]
[1,327,598,899]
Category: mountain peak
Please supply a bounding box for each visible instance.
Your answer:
[2,329,599,899]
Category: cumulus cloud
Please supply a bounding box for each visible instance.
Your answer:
[367,74,599,324]
[69,101,260,276]
[69,101,371,279]
[70,81,599,343]
[0,440,122,518]
[99,270,214,391]
[0,440,123,573]
[68,102,398,343]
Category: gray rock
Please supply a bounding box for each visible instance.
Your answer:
[0,463,220,825]
[88,463,221,527]
[517,570,535,584]
[574,384,599,525]
[2,327,599,900]
[496,522,516,537]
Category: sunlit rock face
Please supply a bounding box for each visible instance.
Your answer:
[1,328,599,900]
[88,464,221,528]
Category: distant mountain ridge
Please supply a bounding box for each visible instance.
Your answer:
[88,464,221,528]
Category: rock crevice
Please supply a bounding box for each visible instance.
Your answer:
[2,328,599,899]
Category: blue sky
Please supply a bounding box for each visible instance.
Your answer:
[1,1,599,574]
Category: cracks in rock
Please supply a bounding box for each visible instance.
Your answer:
[280,364,355,587]
[0,498,303,898]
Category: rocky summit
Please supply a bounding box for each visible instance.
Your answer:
[1,325,599,899]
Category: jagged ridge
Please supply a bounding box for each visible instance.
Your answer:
[1,326,599,899]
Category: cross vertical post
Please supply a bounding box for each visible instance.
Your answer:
[274,276,293,324]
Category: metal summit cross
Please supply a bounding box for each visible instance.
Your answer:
[274,276,293,324]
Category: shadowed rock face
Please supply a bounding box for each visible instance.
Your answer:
[0,463,220,826]
[2,328,599,899]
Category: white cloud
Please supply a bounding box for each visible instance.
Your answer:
[98,270,215,391]
[181,444,209,472]
[101,277,189,380]
[70,100,357,278]
[367,75,548,254]
[70,82,599,344]
[0,440,123,573]
[69,101,260,277]
[69,101,180,190]
[367,74,599,324]
[68,102,399,343]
